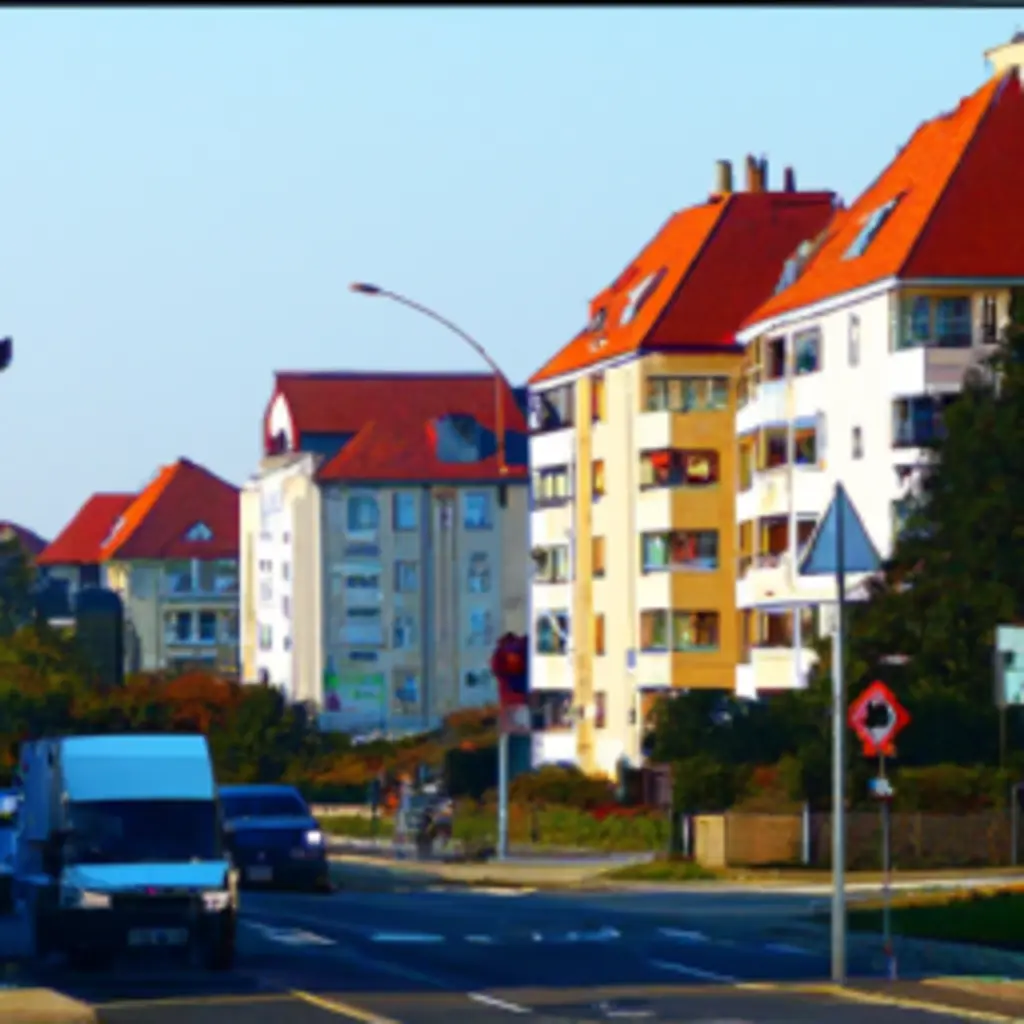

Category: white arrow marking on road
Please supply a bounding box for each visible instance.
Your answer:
[469,992,531,1015]
[370,932,445,944]
[658,928,710,943]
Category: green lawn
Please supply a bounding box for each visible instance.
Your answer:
[848,891,1024,950]
[601,857,718,883]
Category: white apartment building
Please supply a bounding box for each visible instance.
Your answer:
[733,39,1024,696]
[239,371,530,734]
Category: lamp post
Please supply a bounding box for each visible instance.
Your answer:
[349,284,509,474]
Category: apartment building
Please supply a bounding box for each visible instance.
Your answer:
[40,459,240,675]
[527,161,837,776]
[734,37,1024,696]
[239,371,529,734]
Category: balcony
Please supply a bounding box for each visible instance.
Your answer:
[738,646,818,693]
[736,467,831,523]
[736,551,844,609]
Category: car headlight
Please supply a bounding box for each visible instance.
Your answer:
[61,887,111,910]
[202,889,232,912]
[305,829,324,846]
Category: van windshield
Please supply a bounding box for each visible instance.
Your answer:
[65,799,221,865]
[220,792,308,820]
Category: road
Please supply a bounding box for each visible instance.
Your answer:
[20,884,1019,1022]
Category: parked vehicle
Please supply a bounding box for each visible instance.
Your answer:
[0,789,18,913]
[14,734,236,970]
[220,784,330,892]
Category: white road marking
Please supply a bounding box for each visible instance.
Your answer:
[370,931,445,944]
[649,959,738,984]
[466,934,496,943]
[763,942,815,957]
[562,926,621,943]
[469,992,532,1014]
[658,928,710,943]
[243,921,336,946]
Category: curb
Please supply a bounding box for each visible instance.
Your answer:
[0,988,95,1024]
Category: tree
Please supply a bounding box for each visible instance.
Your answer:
[0,535,36,636]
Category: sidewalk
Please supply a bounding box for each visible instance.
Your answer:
[843,978,1024,1019]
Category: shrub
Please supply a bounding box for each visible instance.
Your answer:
[508,765,614,809]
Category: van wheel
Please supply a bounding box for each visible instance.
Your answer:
[68,948,112,971]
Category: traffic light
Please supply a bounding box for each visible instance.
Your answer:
[0,337,11,372]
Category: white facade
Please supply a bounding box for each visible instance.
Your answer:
[735,283,1011,695]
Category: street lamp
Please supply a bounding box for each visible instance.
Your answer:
[349,283,509,474]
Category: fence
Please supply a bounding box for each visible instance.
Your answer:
[692,809,1024,870]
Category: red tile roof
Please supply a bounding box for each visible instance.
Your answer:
[745,70,1024,327]
[100,458,239,561]
[0,522,49,558]
[530,188,837,384]
[37,494,135,566]
[267,372,528,482]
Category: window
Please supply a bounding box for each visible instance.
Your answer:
[640,449,719,488]
[592,460,605,498]
[213,560,238,594]
[345,570,380,592]
[594,691,607,729]
[392,671,420,714]
[198,611,217,643]
[852,426,863,460]
[258,624,272,651]
[532,466,572,507]
[535,544,570,583]
[468,552,491,593]
[795,424,819,465]
[393,492,418,531]
[259,579,273,604]
[221,611,239,643]
[673,611,720,652]
[346,495,380,534]
[463,492,492,530]
[793,328,822,375]
[530,384,574,433]
[185,522,213,543]
[164,560,193,595]
[640,610,669,651]
[645,376,729,412]
[535,611,568,654]
[843,196,899,260]
[282,595,291,619]
[738,440,754,492]
[342,607,383,646]
[594,614,606,657]
[935,297,972,348]
[641,530,718,572]
[892,396,955,448]
[848,315,861,366]
[981,295,998,344]
[592,536,606,577]
[467,609,493,648]
[394,561,419,593]
[281,561,290,582]
[392,614,417,650]
[591,374,606,422]
[168,611,193,643]
[764,337,786,380]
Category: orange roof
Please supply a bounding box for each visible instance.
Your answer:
[100,458,239,562]
[267,372,528,482]
[37,494,135,566]
[745,70,1024,328]
[530,188,837,385]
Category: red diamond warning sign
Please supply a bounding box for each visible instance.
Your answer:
[848,680,911,757]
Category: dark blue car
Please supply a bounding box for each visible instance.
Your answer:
[219,784,330,892]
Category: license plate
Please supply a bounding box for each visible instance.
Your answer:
[128,928,188,948]
[247,866,273,882]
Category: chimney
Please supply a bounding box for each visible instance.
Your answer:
[744,155,758,192]
[714,159,733,195]
[759,157,769,191]
[783,166,796,192]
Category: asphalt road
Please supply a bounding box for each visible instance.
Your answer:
[24,886,1008,1022]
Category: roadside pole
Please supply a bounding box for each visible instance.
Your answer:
[879,752,894,979]
[497,730,509,860]
[830,497,847,985]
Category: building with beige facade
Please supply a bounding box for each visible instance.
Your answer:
[239,371,529,734]
[527,159,837,776]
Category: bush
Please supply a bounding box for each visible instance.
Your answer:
[892,764,1017,813]
[508,765,614,809]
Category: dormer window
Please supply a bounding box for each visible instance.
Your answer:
[620,268,666,326]
[588,308,607,333]
[185,522,213,542]
[843,196,901,260]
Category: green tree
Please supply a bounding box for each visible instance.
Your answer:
[0,535,36,636]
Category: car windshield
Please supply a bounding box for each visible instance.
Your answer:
[220,792,308,820]
[65,799,221,865]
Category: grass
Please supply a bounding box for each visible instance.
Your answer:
[601,856,718,883]
[848,889,1024,950]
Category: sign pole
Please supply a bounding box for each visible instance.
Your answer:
[879,751,895,979]
[831,482,847,986]
[497,727,509,861]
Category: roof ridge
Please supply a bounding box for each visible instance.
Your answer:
[100,462,182,560]
[897,72,1006,277]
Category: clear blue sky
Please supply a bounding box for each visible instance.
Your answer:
[0,8,1015,537]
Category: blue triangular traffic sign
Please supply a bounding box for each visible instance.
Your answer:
[799,482,881,577]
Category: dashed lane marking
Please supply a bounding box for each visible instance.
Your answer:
[649,959,738,985]
[243,920,336,946]
[370,931,445,944]
[469,992,532,1014]
[658,928,710,944]
[761,942,816,957]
